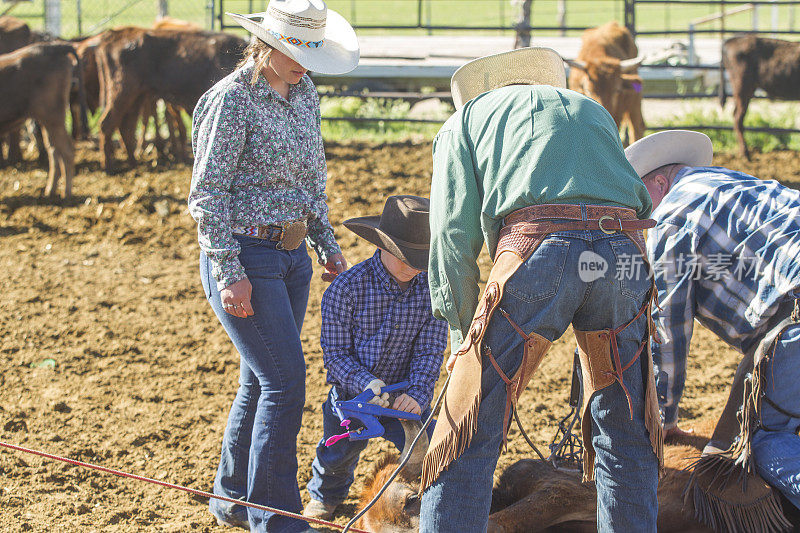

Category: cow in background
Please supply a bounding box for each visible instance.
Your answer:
[0,16,31,54]
[720,35,800,160]
[566,21,645,145]
[94,27,246,172]
[136,17,204,162]
[69,33,103,140]
[0,16,33,165]
[0,43,88,197]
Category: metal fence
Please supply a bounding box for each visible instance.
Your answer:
[2,0,215,38]
[6,0,800,41]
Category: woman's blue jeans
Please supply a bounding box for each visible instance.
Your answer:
[421,230,659,533]
[201,235,312,533]
[752,323,800,511]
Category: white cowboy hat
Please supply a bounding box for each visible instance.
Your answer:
[624,130,714,178]
[450,47,567,110]
[227,0,359,75]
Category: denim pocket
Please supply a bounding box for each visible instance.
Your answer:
[505,238,570,303]
[610,238,651,301]
[238,245,286,279]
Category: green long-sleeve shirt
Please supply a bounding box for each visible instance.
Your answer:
[429,85,652,350]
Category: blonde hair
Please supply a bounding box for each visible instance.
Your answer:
[238,38,274,85]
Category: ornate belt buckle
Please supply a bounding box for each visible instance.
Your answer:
[598,215,617,235]
[276,219,308,251]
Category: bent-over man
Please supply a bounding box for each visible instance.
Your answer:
[419,48,662,533]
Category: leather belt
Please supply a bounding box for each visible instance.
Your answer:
[502,203,655,236]
[232,219,309,250]
[233,224,284,240]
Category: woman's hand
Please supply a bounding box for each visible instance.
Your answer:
[220,277,254,318]
[392,393,421,415]
[322,253,348,282]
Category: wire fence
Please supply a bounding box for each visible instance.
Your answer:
[5,1,800,41]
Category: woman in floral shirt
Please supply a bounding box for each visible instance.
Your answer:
[188,1,359,531]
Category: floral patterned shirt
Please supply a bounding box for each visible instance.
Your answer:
[189,62,340,290]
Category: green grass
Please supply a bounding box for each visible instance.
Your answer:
[7,0,800,38]
[655,104,800,152]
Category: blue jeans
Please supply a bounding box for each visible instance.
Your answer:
[752,323,800,511]
[421,229,659,533]
[307,386,434,504]
[201,235,313,533]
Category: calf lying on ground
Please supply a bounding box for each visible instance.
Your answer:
[359,419,799,532]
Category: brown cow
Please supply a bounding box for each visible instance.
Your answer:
[354,420,428,533]
[358,419,799,532]
[567,21,645,145]
[0,16,33,164]
[94,27,245,171]
[720,35,800,160]
[135,18,203,162]
[68,33,103,140]
[0,43,85,197]
[0,16,31,54]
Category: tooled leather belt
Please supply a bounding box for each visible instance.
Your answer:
[232,218,309,251]
[502,204,656,234]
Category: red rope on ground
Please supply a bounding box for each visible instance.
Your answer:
[0,440,371,533]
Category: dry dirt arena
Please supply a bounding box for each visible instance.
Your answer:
[1,143,799,532]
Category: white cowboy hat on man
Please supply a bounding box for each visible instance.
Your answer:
[450,47,567,110]
[625,130,714,178]
[227,0,359,75]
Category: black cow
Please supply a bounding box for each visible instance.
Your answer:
[720,35,800,159]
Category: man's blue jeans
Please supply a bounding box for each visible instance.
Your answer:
[421,229,659,533]
[307,386,433,505]
[752,322,800,511]
[201,235,313,533]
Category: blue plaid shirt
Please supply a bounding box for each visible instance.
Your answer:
[647,166,800,428]
[320,250,448,408]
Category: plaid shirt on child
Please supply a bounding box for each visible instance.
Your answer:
[321,250,448,409]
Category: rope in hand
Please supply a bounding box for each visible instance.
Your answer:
[342,372,451,533]
[0,440,370,533]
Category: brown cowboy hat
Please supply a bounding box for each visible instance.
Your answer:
[343,195,430,271]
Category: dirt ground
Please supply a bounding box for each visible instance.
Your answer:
[1,142,799,532]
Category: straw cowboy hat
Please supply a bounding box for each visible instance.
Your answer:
[344,195,431,271]
[625,130,714,178]
[450,47,567,110]
[227,0,359,75]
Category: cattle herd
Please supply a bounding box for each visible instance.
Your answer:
[0,15,247,197]
[1,15,798,197]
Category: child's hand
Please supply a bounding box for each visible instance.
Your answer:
[366,378,390,407]
[392,393,421,415]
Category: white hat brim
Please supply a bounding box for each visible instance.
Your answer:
[450,47,567,110]
[624,130,714,178]
[227,9,359,75]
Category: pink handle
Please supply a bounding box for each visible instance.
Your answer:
[324,433,351,447]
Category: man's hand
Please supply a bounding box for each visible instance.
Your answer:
[392,393,421,415]
[366,378,389,407]
[665,424,695,441]
[220,277,254,318]
[322,253,348,282]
